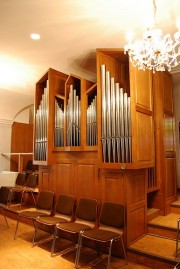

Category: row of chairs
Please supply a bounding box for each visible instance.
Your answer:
[12,191,127,268]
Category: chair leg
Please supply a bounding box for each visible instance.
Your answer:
[32,219,38,247]
[31,191,36,205]
[75,232,83,268]
[14,214,21,240]
[19,190,25,209]
[176,219,180,256]
[120,236,128,264]
[1,208,9,228]
[51,225,58,257]
[107,239,113,269]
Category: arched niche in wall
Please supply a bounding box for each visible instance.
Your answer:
[13,104,34,124]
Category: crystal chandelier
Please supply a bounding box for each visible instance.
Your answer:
[124,0,180,72]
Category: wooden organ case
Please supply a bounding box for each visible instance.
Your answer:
[33,49,176,248]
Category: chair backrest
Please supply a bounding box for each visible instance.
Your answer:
[36,191,54,211]
[25,160,38,172]
[55,193,75,220]
[25,173,38,188]
[76,197,98,224]
[99,201,125,229]
[0,187,10,205]
[15,173,26,186]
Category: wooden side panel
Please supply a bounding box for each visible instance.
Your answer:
[136,112,154,162]
[126,170,147,245]
[165,157,176,198]
[163,71,173,114]
[130,65,154,166]
[134,68,153,111]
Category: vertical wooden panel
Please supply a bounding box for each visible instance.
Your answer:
[76,160,96,199]
[134,68,152,111]
[164,114,175,152]
[39,168,51,191]
[101,171,125,203]
[163,71,173,114]
[57,161,74,195]
[128,206,146,244]
[165,157,176,198]
[126,170,146,245]
[136,113,154,162]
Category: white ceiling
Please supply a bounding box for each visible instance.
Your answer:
[1,0,180,96]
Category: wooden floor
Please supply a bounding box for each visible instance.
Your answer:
[0,216,152,269]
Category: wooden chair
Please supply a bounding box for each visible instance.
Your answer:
[33,193,75,252]
[14,190,54,244]
[51,197,98,257]
[19,173,38,208]
[75,201,127,269]
[0,186,11,227]
[6,172,27,206]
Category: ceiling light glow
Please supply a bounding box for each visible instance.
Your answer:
[30,33,40,40]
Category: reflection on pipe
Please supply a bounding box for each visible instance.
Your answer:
[35,81,48,161]
[101,65,132,163]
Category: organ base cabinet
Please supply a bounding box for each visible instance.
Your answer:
[33,49,176,248]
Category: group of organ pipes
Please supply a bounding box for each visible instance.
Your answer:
[87,95,97,146]
[35,83,48,161]
[54,99,64,147]
[101,64,132,163]
[35,69,132,163]
[66,85,81,146]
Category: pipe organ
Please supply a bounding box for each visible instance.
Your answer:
[34,82,48,161]
[101,65,132,163]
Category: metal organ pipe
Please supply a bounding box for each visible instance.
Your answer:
[100,65,132,163]
[35,82,48,161]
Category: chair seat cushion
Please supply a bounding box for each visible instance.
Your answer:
[20,211,50,219]
[57,222,92,233]
[37,216,68,225]
[0,203,7,208]
[82,229,121,242]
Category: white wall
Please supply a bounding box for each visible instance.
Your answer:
[0,119,12,171]
[173,84,180,188]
